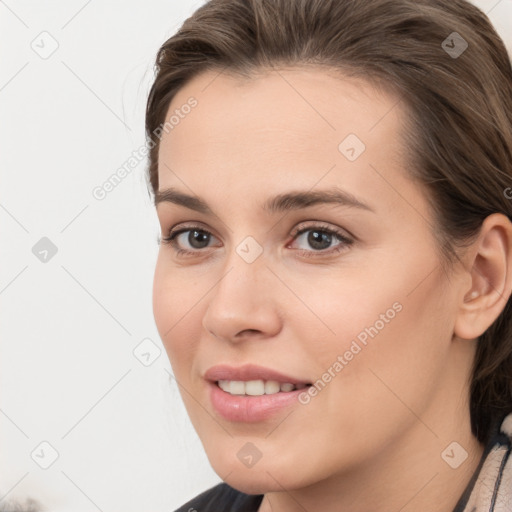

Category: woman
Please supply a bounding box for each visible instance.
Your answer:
[146,0,512,510]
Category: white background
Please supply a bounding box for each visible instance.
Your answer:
[1,1,511,511]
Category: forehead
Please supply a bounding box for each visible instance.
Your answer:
[156,66,413,216]
[164,66,404,150]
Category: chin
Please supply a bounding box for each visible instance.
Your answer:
[218,460,312,496]
[223,472,287,495]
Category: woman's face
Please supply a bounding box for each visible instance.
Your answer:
[153,67,472,493]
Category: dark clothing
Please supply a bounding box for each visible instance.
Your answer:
[175,482,262,512]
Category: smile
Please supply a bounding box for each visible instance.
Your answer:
[217,379,310,396]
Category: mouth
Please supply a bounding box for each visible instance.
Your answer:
[216,379,312,396]
[204,363,312,389]
[204,364,314,421]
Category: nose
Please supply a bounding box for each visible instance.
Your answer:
[201,247,282,343]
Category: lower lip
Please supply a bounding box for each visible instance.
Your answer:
[208,381,307,422]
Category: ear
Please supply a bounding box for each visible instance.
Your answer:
[454,213,512,340]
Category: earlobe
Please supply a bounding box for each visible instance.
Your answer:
[454,213,512,341]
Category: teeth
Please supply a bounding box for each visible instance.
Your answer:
[217,379,302,396]
[264,380,280,394]
[245,380,265,395]
[230,380,245,395]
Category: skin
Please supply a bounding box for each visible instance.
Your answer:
[152,67,512,512]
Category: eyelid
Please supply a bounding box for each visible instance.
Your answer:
[289,220,354,240]
[286,222,354,256]
[162,220,354,257]
[164,221,220,242]
[160,222,221,255]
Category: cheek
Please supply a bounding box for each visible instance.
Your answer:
[292,253,453,415]
[317,268,453,428]
[152,256,202,371]
[282,264,404,372]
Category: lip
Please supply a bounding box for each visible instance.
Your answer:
[207,380,309,422]
[204,364,312,423]
[204,364,311,385]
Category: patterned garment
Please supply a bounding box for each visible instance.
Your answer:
[454,412,512,512]
[175,412,512,512]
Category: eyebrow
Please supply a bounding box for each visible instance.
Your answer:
[154,187,374,214]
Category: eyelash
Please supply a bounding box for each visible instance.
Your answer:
[160,222,354,259]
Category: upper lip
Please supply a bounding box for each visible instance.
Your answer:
[204,364,311,385]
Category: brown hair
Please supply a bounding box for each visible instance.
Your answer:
[145,0,512,444]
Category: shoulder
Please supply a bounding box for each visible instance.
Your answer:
[174,482,264,512]
[453,411,512,512]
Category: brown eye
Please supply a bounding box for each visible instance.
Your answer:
[289,223,353,257]
[161,226,219,256]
